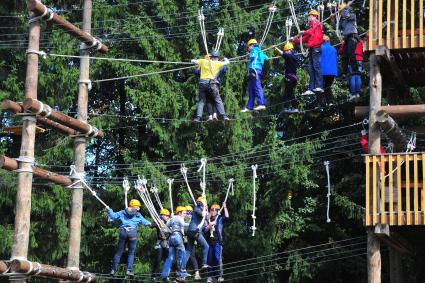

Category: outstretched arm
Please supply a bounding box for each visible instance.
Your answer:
[273,46,284,56]
[223,202,229,218]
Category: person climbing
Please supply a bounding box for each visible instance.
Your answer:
[161,206,190,282]
[205,203,230,283]
[182,196,210,272]
[339,37,363,102]
[360,130,386,154]
[321,35,338,106]
[107,199,151,277]
[273,42,299,113]
[184,205,201,280]
[191,50,230,122]
[291,10,324,95]
[240,38,269,112]
[151,209,171,283]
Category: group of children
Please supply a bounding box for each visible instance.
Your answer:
[190,3,363,120]
[107,197,230,283]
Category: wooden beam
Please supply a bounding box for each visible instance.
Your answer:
[376,110,409,151]
[23,98,104,138]
[0,156,73,187]
[9,259,96,282]
[28,0,108,53]
[355,105,425,119]
[374,224,414,254]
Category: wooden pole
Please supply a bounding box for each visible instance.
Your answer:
[28,0,108,53]
[23,98,104,138]
[367,52,382,283]
[355,105,425,119]
[0,156,73,186]
[376,110,409,152]
[9,259,96,282]
[67,0,92,270]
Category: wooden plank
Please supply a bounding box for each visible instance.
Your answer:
[397,155,402,225]
[378,0,383,45]
[363,154,424,162]
[370,0,375,50]
[422,153,425,224]
[414,154,419,224]
[373,156,378,225]
[389,155,394,225]
[381,155,386,224]
[395,0,399,48]
[406,154,411,224]
[403,0,407,48]
[411,0,415,48]
[420,0,424,47]
[386,0,392,47]
[366,156,371,225]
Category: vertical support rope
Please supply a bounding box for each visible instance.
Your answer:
[135,177,163,228]
[260,3,277,46]
[219,178,235,214]
[251,165,258,236]
[285,18,293,42]
[288,0,308,57]
[197,158,207,197]
[150,185,164,210]
[181,164,197,205]
[215,28,225,51]
[198,8,215,79]
[324,161,331,223]
[167,178,174,215]
[123,177,130,209]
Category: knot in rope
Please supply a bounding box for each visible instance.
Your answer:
[324,161,331,223]
[26,49,47,59]
[123,177,130,192]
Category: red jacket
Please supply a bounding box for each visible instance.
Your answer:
[360,135,386,154]
[293,19,323,49]
[338,40,364,61]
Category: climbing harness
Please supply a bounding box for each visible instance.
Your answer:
[123,177,130,209]
[214,28,225,52]
[324,161,331,223]
[135,177,164,228]
[287,0,308,57]
[259,2,277,46]
[181,164,197,205]
[150,185,164,210]
[197,158,207,197]
[167,178,174,215]
[251,165,258,236]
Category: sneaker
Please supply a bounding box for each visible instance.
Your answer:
[207,115,213,121]
[222,116,230,121]
[218,277,224,282]
[212,113,218,120]
[253,105,266,111]
[175,277,186,283]
[194,117,201,122]
[201,264,209,270]
[180,271,191,277]
[110,270,116,276]
[126,270,134,277]
[207,277,213,283]
[194,271,201,280]
[240,108,253,113]
[313,88,324,92]
[301,90,315,96]
[348,95,356,102]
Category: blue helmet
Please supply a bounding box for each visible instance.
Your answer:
[211,50,220,58]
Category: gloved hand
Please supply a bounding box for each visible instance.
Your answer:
[191,59,198,64]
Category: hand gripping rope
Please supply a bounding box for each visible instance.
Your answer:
[150,185,164,210]
[135,177,163,228]
[324,161,331,223]
[181,164,197,205]
[214,28,225,51]
[251,165,258,236]
[211,178,235,238]
[259,2,277,46]
[123,177,130,209]
[197,158,207,197]
[287,0,308,57]
[167,178,175,215]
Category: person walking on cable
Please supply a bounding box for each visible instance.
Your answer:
[338,37,363,102]
[151,209,171,283]
[205,203,230,283]
[321,35,338,106]
[107,199,151,277]
[291,10,324,95]
[184,205,201,280]
[191,51,230,122]
[241,38,269,112]
[273,42,299,113]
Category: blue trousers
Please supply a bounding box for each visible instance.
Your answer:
[348,61,362,95]
[246,69,266,109]
[207,243,223,278]
[161,233,185,278]
[308,47,323,90]
[111,228,138,272]
[183,231,209,268]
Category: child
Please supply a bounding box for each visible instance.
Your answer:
[107,199,151,277]
[240,38,269,112]
[321,35,338,106]
[184,205,201,280]
[274,42,299,113]
[339,38,363,102]
[151,209,171,283]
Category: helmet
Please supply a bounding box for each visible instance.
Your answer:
[129,199,141,208]
[323,35,330,41]
[175,206,186,214]
[211,50,220,58]
[283,42,294,51]
[185,205,193,211]
[308,10,319,17]
[338,3,348,11]
[197,196,206,204]
[160,208,171,216]
[211,204,221,210]
[247,39,258,46]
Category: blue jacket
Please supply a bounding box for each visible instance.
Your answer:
[195,66,227,84]
[321,41,338,76]
[188,205,204,233]
[205,215,229,245]
[248,45,268,71]
[108,208,151,229]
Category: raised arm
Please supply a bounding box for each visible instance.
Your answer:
[107,208,122,221]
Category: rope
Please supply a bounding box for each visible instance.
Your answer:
[214,28,225,51]
[135,177,163,228]
[150,185,164,210]
[251,164,258,236]
[285,18,293,42]
[259,2,277,46]
[324,161,331,223]
[123,177,130,209]
[167,178,174,215]
[219,178,234,214]
[197,158,207,197]
[181,164,197,205]
[198,7,215,77]
[318,2,325,23]
[287,0,308,57]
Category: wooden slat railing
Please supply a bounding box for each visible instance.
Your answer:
[365,153,425,226]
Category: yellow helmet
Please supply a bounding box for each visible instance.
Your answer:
[283,42,294,51]
[211,204,221,210]
[129,199,141,208]
[247,39,258,46]
[160,208,171,216]
[323,35,330,41]
[175,206,186,214]
[338,3,348,11]
[185,205,193,211]
[197,196,206,204]
[308,10,319,16]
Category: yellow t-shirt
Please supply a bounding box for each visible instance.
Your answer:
[197,59,226,80]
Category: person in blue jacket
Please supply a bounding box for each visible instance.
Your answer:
[107,199,151,277]
[205,203,230,283]
[274,42,299,113]
[241,38,269,112]
[321,35,338,106]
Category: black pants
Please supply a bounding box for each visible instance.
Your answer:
[322,75,335,104]
[152,246,168,276]
[195,80,226,119]
[283,76,297,108]
[342,34,359,76]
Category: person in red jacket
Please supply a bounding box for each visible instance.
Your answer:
[360,130,386,154]
[292,10,324,96]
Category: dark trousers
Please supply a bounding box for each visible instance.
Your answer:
[283,76,297,107]
[207,243,223,278]
[183,231,209,268]
[189,246,199,271]
[323,75,335,104]
[342,34,359,76]
[152,245,168,276]
[195,80,226,118]
[206,96,217,116]
[111,228,138,272]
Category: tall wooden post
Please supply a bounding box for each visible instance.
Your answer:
[10,7,40,268]
[67,0,92,270]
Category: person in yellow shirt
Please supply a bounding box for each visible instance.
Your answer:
[191,50,230,122]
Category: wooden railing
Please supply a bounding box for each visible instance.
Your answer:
[365,153,425,226]
[367,0,424,51]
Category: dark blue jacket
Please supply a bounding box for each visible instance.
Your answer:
[187,206,204,233]
[205,215,229,245]
[321,41,338,76]
[281,51,298,77]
